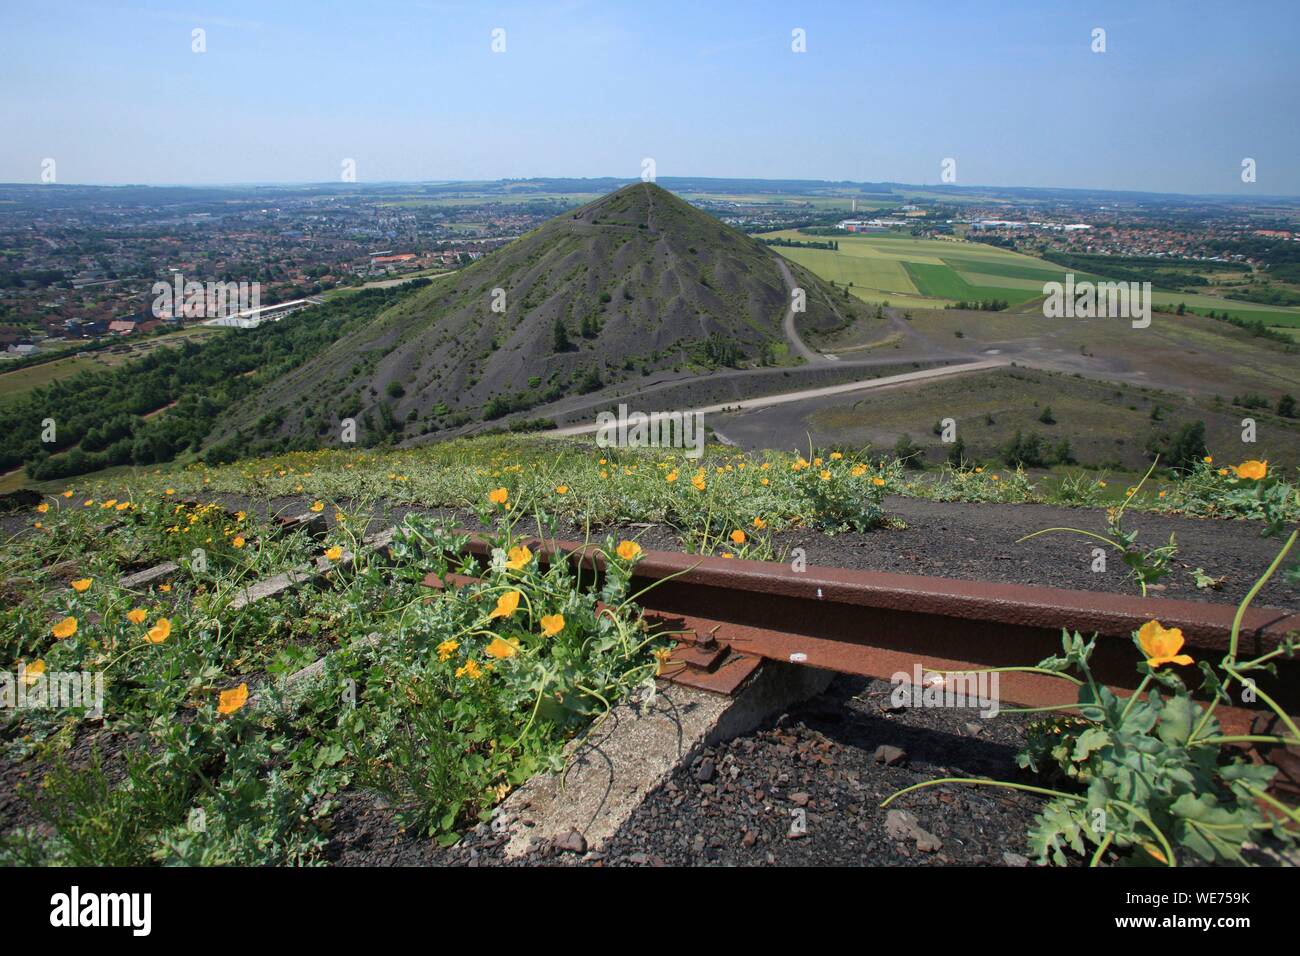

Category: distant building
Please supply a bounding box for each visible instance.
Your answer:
[204,298,317,329]
[108,319,137,335]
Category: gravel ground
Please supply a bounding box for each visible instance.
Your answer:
[323,674,1049,867]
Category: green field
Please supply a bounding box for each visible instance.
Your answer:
[0,326,224,408]
[759,229,1300,330]
[759,230,1081,308]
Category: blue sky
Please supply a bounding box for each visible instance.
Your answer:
[2,0,1297,194]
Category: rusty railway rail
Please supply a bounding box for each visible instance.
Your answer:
[428,533,1300,749]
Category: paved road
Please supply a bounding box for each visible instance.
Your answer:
[773,256,831,365]
[549,358,1007,437]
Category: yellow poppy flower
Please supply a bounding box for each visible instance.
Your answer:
[127,608,147,624]
[488,487,509,505]
[36,503,49,514]
[437,639,460,661]
[232,535,246,549]
[555,485,569,495]
[21,659,45,686]
[730,530,746,545]
[1137,620,1193,668]
[540,614,565,637]
[324,546,343,561]
[310,501,325,512]
[616,540,642,561]
[485,636,520,659]
[753,517,766,530]
[1234,460,1267,481]
[218,683,249,715]
[52,617,78,639]
[146,618,172,644]
[71,578,92,593]
[489,590,521,619]
[506,544,532,570]
[872,477,886,487]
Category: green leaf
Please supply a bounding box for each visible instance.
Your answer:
[1155,694,1195,747]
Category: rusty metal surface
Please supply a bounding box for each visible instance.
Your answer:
[445,533,1300,732]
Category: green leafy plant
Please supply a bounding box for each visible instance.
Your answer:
[883,531,1300,867]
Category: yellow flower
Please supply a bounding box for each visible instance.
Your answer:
[616,540,642,561]
[232,535,246,549]
[116,502,130,511]
[819,470,832,481]
[218,683,249,715]
[102,499,117,509]
[127,608,147,624]
[158,584,171,593]
[990,474,1000,482]
[489,590,521,620]
[760,477,769,486]
[665,470,678,483]
[36,502,49,514]
[84,499,94,507]
[1202,456,1213,464]
[146,618,172,644]
[488,487,509,505]
[753,517,766,530]
[721,552,735,559]
[540,614,565,637]
[653,646,674,674]
[71,578,92,593]
[830,452,843,460]
[485,636,520,659]
[506,544,532,570]
[21,659,45,686]
[692,475,706,491]
[324,546,343,561]
[555,485,569,495]
[730,529,746,545]
[1136,620,1193,668]
[851,464,867,477]
[974,467,983,474]
[62,490,73,498]
[437,639,460,661]
[455,660,484,680]
[310,501,325,512]
[1234,460,1267,481]
[872,477,886,487]
[52,617,78,639]
[165,488,175,495]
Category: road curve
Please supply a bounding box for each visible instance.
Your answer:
[773,256,831,365]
